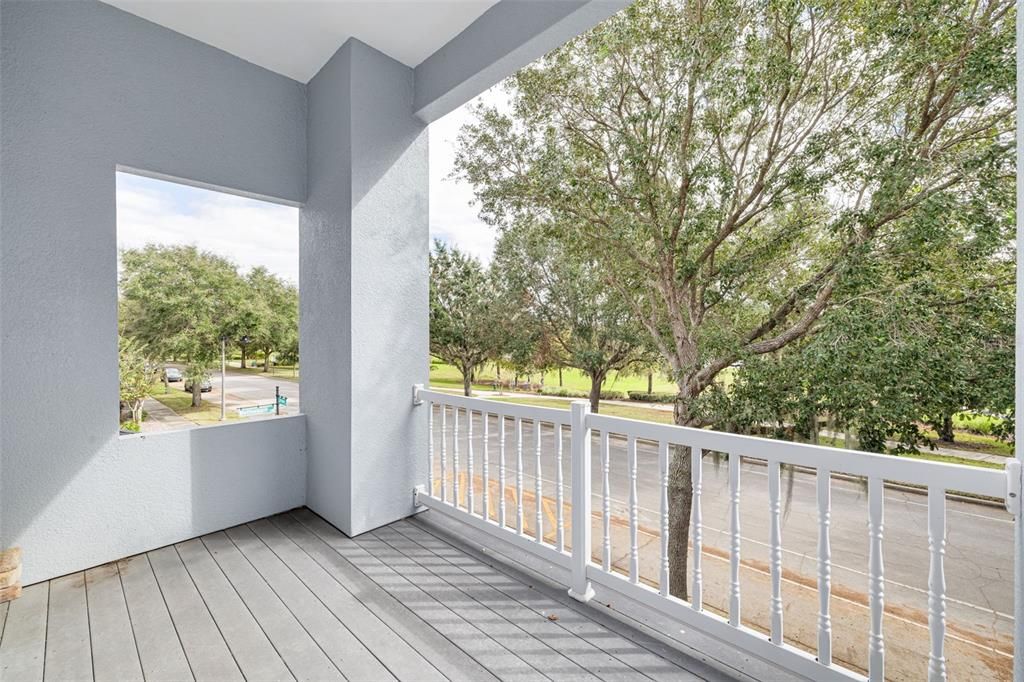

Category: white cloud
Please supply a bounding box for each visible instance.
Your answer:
[116,173,299,284]
[429,87,508,264]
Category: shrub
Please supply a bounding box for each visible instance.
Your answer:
[120,420,141,433]
[627,391,676,403]
[541,386,589,398]
[952,411,1006,436]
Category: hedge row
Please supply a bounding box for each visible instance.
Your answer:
[627,391,676,404]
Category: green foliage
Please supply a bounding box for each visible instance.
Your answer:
[119,244,298,407]
[492,220,656,410]
[627,391,677,404]
[454,0,1015,430]
[429,241,503,395]
[118,335,157,423]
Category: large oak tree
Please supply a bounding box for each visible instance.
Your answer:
[454,0,1014,598]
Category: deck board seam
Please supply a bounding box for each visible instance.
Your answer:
[269,513,488,682]
[386,521,655,682]
[42,579,51,682]
[194,536,299,681]
[291,510,534,681]
[114,561,145,680]
[219,528,349,681]
[245,520,424,682]
[169,543,256,681]
[408,516,729,681]
[143,554,197,682]
[366,526,590,681]
[84,571,96,682]
[349,530,555,682]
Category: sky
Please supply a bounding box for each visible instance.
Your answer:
[116,172,301,284]
[115,87,502,282]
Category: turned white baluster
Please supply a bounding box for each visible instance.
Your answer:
[534,420,543,543]
[928,488,947,682]
[768,459,783,645]
[628,435,639,584]
[467,410,475,515]
[868,476,885,682]
[516,417,524,535]
[453,407,461,508]
[499,415,507,528]
[659,440,669,597]
[482,413,490,521]
[691,447,703,610]
[729,453,742,626]
[440,406,448,503]
[556,424,565,552]
[427,402,434,494]
[817,468,833,666]
[602,430,611,572]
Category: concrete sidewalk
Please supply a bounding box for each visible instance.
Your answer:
[140,396,194,432]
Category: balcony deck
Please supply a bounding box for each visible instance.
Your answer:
[0,508,746,682]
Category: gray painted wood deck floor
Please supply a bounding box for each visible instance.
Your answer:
[0,509,742,681]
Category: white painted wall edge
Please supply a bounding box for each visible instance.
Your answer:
[413,0,633,122]
[14,416,307,585]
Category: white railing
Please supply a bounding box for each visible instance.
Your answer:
[413,386,1022,682]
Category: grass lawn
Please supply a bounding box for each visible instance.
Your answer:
[429,360,680,394]
[146,382,240,425]
[484,395,676,424]
[226,361,300,383]
[919,428,1013,457]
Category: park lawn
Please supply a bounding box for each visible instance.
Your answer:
[429,360,679,394]
[485,395,676,424]
[226,361,300,383]
[147,382,240,425]
[919,428,1013,457]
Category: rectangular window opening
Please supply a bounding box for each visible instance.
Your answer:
[116,171,300,434]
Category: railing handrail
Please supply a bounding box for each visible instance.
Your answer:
[418,388,1009,498]
[414,385,1020,682]
[587,412,1009,499]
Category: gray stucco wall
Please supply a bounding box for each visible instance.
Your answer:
[0,0,307,583]
[302,39,429,537]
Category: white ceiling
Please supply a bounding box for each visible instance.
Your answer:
[102,0,500,83]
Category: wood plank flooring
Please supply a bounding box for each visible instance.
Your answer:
[0,510,735,681]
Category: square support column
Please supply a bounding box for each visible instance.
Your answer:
[301,39,428,536]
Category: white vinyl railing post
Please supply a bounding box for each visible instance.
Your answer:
[568,400,595,603]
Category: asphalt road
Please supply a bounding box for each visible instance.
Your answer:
[428,409,1015,646]
[144,368,300,431]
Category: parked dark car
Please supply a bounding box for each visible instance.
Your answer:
[164,367,183,382]
[184,376,213,392]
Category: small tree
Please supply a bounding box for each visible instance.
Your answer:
[246,267,298,372]
[118,336,155,425]
[494,221,653,412]
[429,241,501,396]
[120,245,246,407]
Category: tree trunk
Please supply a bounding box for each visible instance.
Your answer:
[938,413,955,442]
[240,346,247,369]
[131,400,143,424]
[647,372,653,394]
[587,371,605,414]
[558,367,563,387]
[263,348,272,372]
[462,364,473,397]
[667,393,697,602]
[191,381,202,407]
